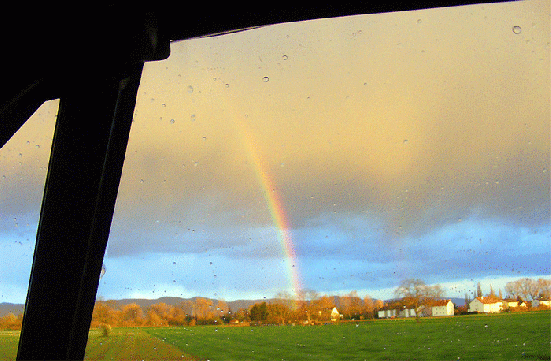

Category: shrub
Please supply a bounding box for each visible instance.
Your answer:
[99,323,112,337]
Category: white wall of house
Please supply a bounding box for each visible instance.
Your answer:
[401,308,416,318]
[469,298,502,313]
[485,301,502,313]
[432,301,454,316]
[468,298,484,312]
[331,307,340,321]
[506,300,518,308]
[378,309,398,318]
[534,300,550,308]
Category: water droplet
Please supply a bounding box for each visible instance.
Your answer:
[262,77,270,82]
[225,83,230,88]
[403,139,408,144]
[187,85,194,93]
[282,54,288,60]
[512,26,521,34]
[170,119,175,124]
[417,19,422,24]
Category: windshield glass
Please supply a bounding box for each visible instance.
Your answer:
[0,0,549,359]
[101,0,549,302]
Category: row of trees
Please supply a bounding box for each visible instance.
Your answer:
[90,290,385,328]
[248,291,386,325]
[0,312,23,330]
[91,297,231,327]
[503,278,550,301]
[2,278,548,330]
[465,278,551,305]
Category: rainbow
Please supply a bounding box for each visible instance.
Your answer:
[239,124,303,306]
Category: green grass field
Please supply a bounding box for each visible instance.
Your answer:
[144,312,550,361]
[0,311,549,360]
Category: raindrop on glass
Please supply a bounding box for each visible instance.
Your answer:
[170,119,175,124]
[262,77,270,82]
[187,85,194,93]
[512,26,521,34]
[282,55,288,60]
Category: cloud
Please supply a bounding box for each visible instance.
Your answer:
[1,1,549,303]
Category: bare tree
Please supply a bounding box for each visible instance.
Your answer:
[537,279,551,299]
[394,279,443,322]
[505,278,542,301]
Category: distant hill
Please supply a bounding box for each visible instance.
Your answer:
[0,303,25,317]
[449,297,466,306]
[96,297,267,314]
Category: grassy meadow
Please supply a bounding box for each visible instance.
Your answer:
[144,312,550,361]
[0,311,549,360]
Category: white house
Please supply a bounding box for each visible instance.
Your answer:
[533,299,550,308]
[378,306,416,318]
[399,307,417,318]
[330,307,341,321]
[431,299,454,316]
[468,297,502,313]
[377,308,397,318]
[504,299,519,308]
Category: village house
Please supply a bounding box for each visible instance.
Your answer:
[377,306,416,319]
[468,297,503,313]
[330,307,341,322]
[504,299,519,308]
[431,299,454,316]
[399,307,417,318]
[377,308,397,319]
[533,299,551,308]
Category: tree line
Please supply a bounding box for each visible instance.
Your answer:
[464,278,551,305]
[87,291,384,328]
[1,277,548,330]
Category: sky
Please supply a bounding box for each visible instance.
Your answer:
[0,0,549,304]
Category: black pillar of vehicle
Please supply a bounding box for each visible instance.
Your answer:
[16,62,144,360]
